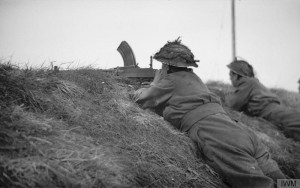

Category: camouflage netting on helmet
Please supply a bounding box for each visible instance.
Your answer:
[153,38,199,67]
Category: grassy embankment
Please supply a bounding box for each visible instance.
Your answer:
[0,62,299,187]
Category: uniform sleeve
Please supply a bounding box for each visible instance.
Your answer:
[133,75,174,109]
[225,81,253,111]
[150,69,167,86]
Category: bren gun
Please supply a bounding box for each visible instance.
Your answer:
[116,41,156,82]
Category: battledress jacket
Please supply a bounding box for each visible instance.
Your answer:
[225,77,280,116]
[225,77,300,141]
[134,70,225,132]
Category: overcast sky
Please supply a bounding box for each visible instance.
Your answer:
[0,0,300,92]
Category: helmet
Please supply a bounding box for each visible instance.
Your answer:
[227,60,254,77]
[153,38,199,67]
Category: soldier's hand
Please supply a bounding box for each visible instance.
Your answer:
[223,86,234,96]
[130,88,147,102]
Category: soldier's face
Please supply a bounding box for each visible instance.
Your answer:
[229,71,239,87]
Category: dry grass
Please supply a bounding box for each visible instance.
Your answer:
[0,62,226,188]
[270,88,300,110]
[2,62,299,188]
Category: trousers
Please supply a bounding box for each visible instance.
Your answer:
[188,113,285,188]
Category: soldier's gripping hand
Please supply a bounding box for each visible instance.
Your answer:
[129,88,147,102]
